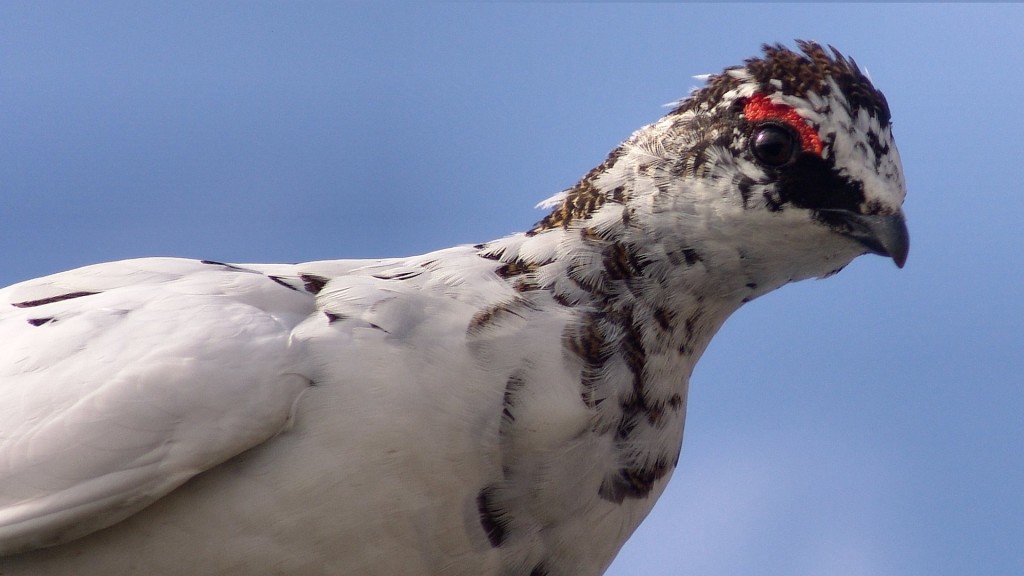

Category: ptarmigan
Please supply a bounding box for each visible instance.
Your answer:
[0,42,908,575]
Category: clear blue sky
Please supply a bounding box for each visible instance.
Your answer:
[1,3,1020,575]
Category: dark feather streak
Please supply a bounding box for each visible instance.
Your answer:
[12,291,98,308]
[267,275,300,292]
[598,457,672,504]
[200,259,245,270]
[476,486,508,548]
[300,274,329,295]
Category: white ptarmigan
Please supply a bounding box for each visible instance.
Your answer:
[0,42,908,575]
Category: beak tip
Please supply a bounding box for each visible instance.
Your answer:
[817,209,909,270]
[884,216,910,269]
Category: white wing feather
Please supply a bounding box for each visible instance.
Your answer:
[0,247,540,574]
[0,258,313,554]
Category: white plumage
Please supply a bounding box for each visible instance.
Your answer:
[0,42,908,575]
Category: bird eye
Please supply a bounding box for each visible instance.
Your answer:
[751,124,798,167]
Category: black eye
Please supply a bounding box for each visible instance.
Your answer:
[751,124,798,166]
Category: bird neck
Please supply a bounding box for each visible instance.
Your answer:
[478,197,771,502]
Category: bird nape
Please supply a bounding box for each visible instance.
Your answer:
[0,41,907,576]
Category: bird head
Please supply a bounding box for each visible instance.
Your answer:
[527,41,908,303]
[680,41,909,267]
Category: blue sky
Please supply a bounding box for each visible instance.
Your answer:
[1,3,1021,575]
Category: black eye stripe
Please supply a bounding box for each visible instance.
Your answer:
[776,154,866,213]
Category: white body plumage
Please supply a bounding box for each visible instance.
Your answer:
[0,252,662,575]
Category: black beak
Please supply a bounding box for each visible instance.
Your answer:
[817,209,910,268]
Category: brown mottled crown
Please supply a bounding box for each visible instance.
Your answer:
[675,40,891,126]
